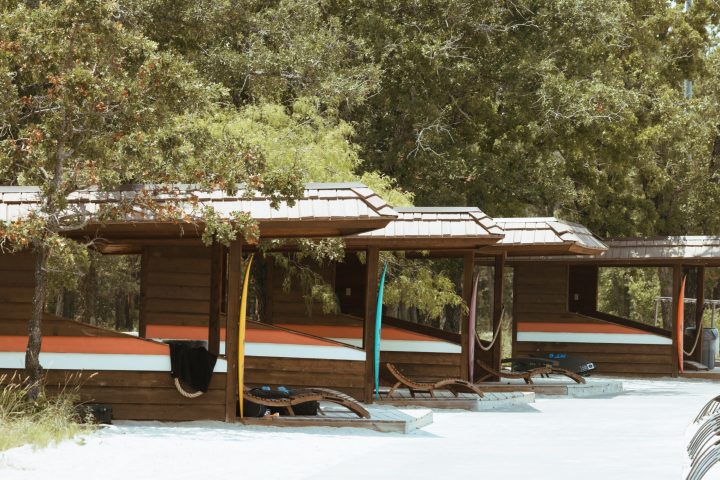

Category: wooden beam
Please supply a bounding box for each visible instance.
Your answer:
[363,247,380,403]
[671,263,682,377]
[511,265,519,358]
[225,240,243,422]
[138,248,149,338]
[694,266,706,364]
[460,251,474,381]
[492,253,506,372]
[208,243,223,356]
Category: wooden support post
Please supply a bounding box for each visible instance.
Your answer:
[460,251,474,381]
[138,248,149,338]
[225,240,243,422]
[671,263,682,377]
[208,243,223,356]
[363,247,380,403]
[492,253,506,372]
[694,266,706,365]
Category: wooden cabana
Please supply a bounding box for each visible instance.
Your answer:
[498,235,720,377]
[0,182,397,421]
[472,217,608,374]
[273,206,506,392]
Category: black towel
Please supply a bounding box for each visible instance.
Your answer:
[168,342,218,393]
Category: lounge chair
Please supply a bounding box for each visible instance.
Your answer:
[495,356,587,384]
[242,386,371,419]
[474,359,551,384]
[384,363,485,398]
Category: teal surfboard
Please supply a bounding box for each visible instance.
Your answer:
[374,263,388,399]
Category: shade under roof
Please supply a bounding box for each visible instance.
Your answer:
[345,206,504,250]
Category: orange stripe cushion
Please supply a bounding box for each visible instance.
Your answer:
[0,336,169,355]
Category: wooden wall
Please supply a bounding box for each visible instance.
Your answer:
[0,369,226,421]
[513,263,674,376]
[143,246,212,331]
[379,317,463,382]
[380,352,461,382]
[0,252,35,322]
[245,357,365,400]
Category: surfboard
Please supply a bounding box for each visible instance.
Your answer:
[238,253,254,418]
[468,271,480,382]
[677,274,686,374]
[374,263,388,399]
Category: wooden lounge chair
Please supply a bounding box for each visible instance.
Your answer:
[503,356,588,384]
[385,363,485,398]
[242,386,371,419]
[474,359,551,384]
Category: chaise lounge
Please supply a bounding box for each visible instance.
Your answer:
[384,363,485,398]
[242,386,371,419]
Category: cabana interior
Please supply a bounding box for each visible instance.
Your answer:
[500,236,720,377]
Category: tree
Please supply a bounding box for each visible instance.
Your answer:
[326,1,720,237]
[0,0,304,397]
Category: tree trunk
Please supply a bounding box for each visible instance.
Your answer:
[80,254,98,325]
[25,245,48,400]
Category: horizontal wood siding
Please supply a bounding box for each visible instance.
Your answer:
[514,263,674,376]
[380,352,461,382]
[0,369,226,421]
[0,253,34,320]
[144,246,211,328]
[245,356,365,400]
[514,342,674,375]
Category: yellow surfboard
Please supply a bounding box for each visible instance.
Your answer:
[238,253,254,418]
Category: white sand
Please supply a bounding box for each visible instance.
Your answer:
[1,378,718,480]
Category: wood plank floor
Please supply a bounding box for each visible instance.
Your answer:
[238,405,432,434]
[375,388,535,411]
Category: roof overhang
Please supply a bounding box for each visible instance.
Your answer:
[344,206,504,251]
[500,236,720,266]
[0,183,398,252]
[476,217,606,258]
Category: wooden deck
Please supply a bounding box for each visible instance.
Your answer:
[239,405,432,434]
[681,368,720,381]
[476,379,623,397]
[376,389,535,411]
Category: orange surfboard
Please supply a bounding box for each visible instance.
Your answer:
[677,275,686,373]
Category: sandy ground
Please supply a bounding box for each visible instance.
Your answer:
[1,378,719,480]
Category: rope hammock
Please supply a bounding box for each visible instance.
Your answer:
[684,322,705,357]
[476,307,506,352]
[174,377,204,398]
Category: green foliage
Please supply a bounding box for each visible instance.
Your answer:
[0,374,93,451]
[324,0,720,236]
[263,238,346,315]
[598,267,663,325]
[383,255,466,323]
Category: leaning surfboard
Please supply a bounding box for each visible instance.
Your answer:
[677,274,686,374]
[374,263,388,399]
[468,271,481,382]
[238,253,254,418]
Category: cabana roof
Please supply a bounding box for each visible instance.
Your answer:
[479,217,607,256]
[508,236,720,265]
[344,206,504,250]
[0,182,397,243]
